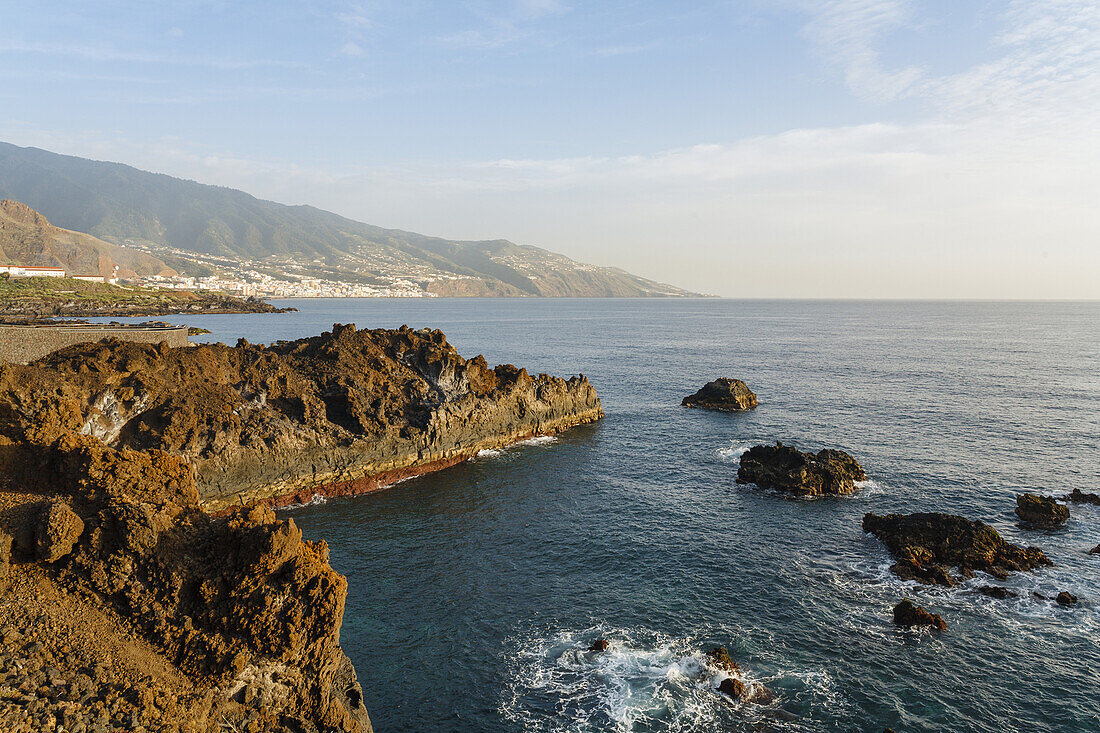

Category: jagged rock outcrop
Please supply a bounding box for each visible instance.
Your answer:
[682,379,757,411]
[892,599,946,630]
[1065,489,1100,505]
[737,442,866,496]
[1,435,371,732]
[1015,493,1069,528]
[0,324,603,732]
[0,323,603,511]
[863,512,1051,586]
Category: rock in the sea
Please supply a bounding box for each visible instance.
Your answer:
[682,378,757,412]
[1065,488,1100,505]
[1015,493,1069,528]
[1090,545,1100,555]
[1056,591,1078,605]
[706,646,738,673]
[588,639,610,652]
[35,500,84,562]
[737,442,866,496]
[717,677,747,699]
[979,585,1016,599]
[893,599,947,630]
[863,512,1051,586]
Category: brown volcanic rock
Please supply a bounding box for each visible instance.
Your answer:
[0,324,603,732]
[737,442,866,496]
[1056,591,1078,605]
[863,512,1052,586]
[1015,493,1069,528]
[35,500,84,562]
[682,378,757,411]
[893,599,946,630]
[0,323,603,510]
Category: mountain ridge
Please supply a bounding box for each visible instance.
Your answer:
[0,142,702,297]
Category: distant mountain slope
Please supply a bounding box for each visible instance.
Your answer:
[0,199,173,278]
[0,142,701,297]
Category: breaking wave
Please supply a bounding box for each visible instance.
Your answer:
[276,493,327,511]
[499,626,817,732]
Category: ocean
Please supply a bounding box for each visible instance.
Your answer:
[90,299,1100,732]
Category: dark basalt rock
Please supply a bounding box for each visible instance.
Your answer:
[587,639,610,652]
[737,442,866,496]
[979,585,1016,599]
[706,646,774,704]
[1056,591,1078,605]
[717,677,746,699]
[1090,545,1100,555]
[863,512,1052,586]
[682,378,757,412]
[893,599,947,630]
[1015,493,1068,528]
[1065,489,1100,505]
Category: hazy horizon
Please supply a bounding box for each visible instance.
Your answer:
[3,1,1099,299]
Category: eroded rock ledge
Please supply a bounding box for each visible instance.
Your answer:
[0,323,603,511]
[0,325,604,732]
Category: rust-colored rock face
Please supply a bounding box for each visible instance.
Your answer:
[863,512,1052,586]
[0,323,603,510]
[737,442,866,496]
[0,324,604,732]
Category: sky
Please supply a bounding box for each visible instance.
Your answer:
[1,0,1098,298]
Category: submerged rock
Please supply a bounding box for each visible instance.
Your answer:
[682,378,757,412]
[979,585,1016,599]
[863,512,1051,586]
[1065,489,1100,505]
[737,442,866,496]
[1015,494,1069,528]
[1056,591,1078,606]
[587,639,610,652]
[893,599,947,630]
[35,501,84,563]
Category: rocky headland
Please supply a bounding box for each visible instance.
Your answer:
[0,324,603,731]
[863,512,1051,586]
[737,442,866,497]
[682,378,757,411]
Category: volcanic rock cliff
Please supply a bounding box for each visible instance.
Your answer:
[0,324,603,731]
[0,323,603,511]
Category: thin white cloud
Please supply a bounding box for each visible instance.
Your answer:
[338,41,366,57]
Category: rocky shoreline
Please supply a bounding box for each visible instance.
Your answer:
[0,324,603,731]
[0,293,291,318]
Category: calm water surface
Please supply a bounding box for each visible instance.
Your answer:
[93,300,1100,732]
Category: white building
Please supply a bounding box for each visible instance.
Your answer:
[0,265,66,278]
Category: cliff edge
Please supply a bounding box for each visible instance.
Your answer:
[0,324,603,731]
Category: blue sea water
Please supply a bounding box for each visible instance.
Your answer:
[91,299,1100,732]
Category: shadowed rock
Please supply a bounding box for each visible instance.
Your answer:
[1065,489,1100,505]
[1090,545,1100,555]
[587,639,610,652]
[893,599,947,630]
[1056,591,1078,605]
[863,512,1051,586]
[1015,494,1068,528]
[979,585,1016,599]
[682,378,757,412]
[737,442,865,496]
